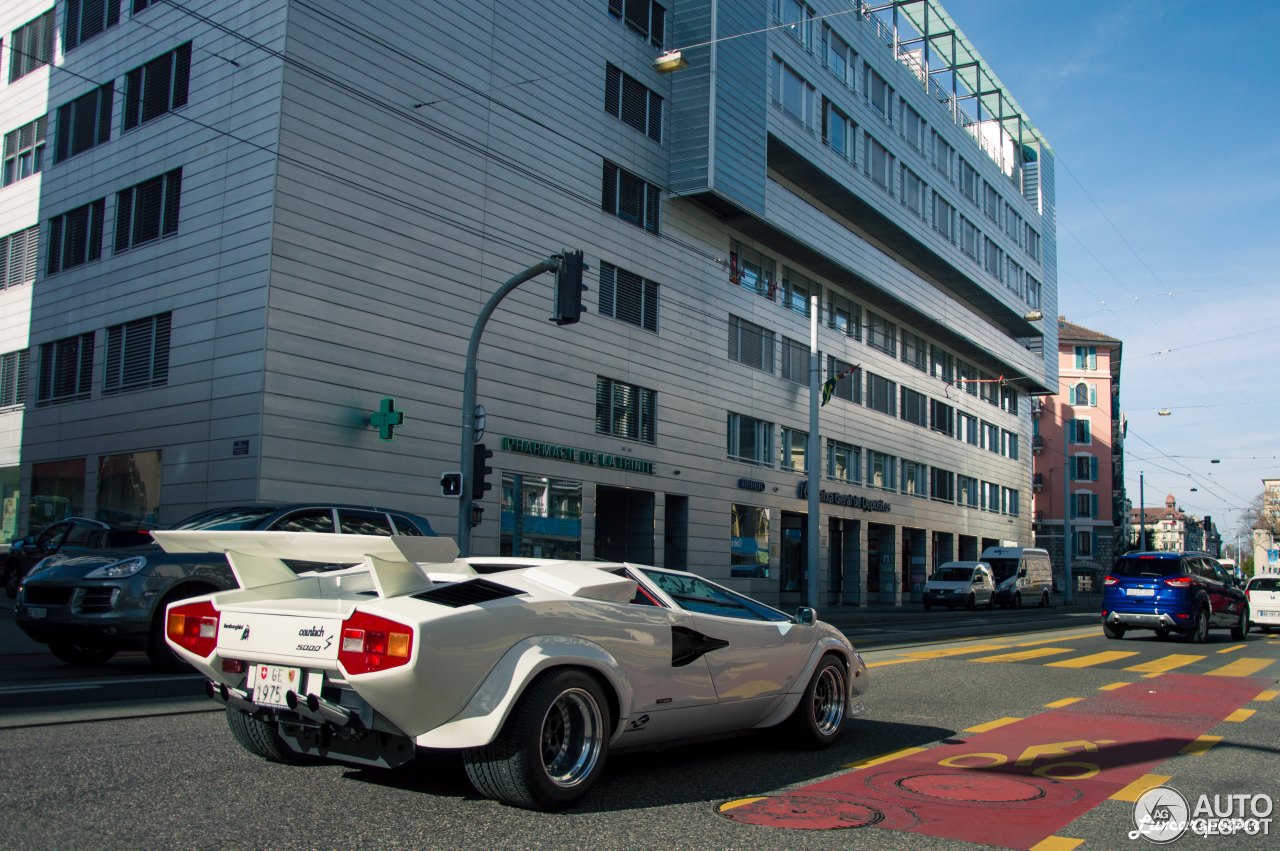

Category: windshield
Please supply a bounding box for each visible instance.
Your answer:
[985,558,1019,582]
[935,567,973,581]
[175,507,278,530]
[1113,556,1183,578]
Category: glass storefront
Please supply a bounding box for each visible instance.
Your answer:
[500,472,582,559]
[97,451,162,528]
[29,458,86,534]
[730,503,770,577]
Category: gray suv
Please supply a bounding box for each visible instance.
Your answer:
[14,504,436,670]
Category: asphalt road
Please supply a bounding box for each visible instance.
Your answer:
[2,600,1276,850]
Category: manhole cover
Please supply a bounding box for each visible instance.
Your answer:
[896,772,1047,803]
[719,794,886,830]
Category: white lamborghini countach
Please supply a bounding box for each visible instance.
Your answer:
[158,531,868,810]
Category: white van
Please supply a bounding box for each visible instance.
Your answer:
[981,546,1053,608]
[923,561,995,611]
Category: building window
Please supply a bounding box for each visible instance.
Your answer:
[2,116,47,186]
[123,43,193,132]
[983,181,1001,225]
[104,313,171,394]
[901,460,927,498]
[1068,418,1092,444]
[981,420,1000,453]
[933,192,954,241]
[55,84,114,163]
[0,226,39,289]
[826,292,860,339]
[957,474,978,507]
[901,101,924,152]
[959,216,979,261]
[780,267,815,316]
[501,473,583,560]
[1074,345,1098,370]
[602,161,660,233]
[0,349,29,408]
[827,439,860,484]
[1072,491,1098,519]
[781,337,807,385]
[866,311,896,355]
[868,450,896,490]
[1025,225,1041,262]
[731,503,769,576]
[959,157,979,205]
[1075,529,1094,556]
[900,330,926,371]
[865,67,891,120]
[932,131,953,180]
[930,345,953,383]
[1001,430,1019,460]
[957,411,978,446]
[37,332,95,405]
[823,25,852,86]
[47,198,106,275]
[1001,385,1019,415]
[729,240,775,298]
[595,376,656,443]
[1005,488,1021,517]
[979,373,1000,406]
[727,413,772,466]
[1026,274,1041,309]
[822,98,853,159]
[902,166,924,218]
[826,356,860,404]
[65,0,121,52]
[1071,455,1098,482]
[598,262,658,332]
[608,0,666,49]
[775,0,813,47]
[9,10,55,83]
[957,361,977,396]
[982,481,1001,513]
[728,315,775,373]
[929,398,954,437]
[780,426,807,471]
[983,236,1003,281]
[1004,202,1023,242]
[115,168,182,253]
[773,58,815,128]
[866,372,896,416]
[133,0,160,12]
[930,467,954,503]
[604,64,662,142]
[865,133,892,190]
[900,386,927,427]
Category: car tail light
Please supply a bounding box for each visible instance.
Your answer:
[338,611,413,676]
[1103,575,1119,586]
[1163,577,1193,588]
[167,600,220,658]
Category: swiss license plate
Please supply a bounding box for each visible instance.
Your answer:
[1261,610,1277,618]
[25,606,47,619]
[252,664,301,708]
[1126,588,1155,597]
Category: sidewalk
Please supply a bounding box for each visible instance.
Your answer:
[817,593,1102,630]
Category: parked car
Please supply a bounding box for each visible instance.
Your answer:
[4,517,153,598]
[14,504,435,670]
[160,530,868,811]
[922,561,994,610]
[1245,574,1280,633]
[982,546,1053,608]
[1101,551,1248,642]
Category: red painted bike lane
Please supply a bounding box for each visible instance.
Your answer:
[720,673,1273,848]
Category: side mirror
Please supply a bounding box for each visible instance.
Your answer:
[795,606,817,626]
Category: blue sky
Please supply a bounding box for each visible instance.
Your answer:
[939,0,1280,544]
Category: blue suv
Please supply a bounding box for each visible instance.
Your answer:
[1102,551,1248,642]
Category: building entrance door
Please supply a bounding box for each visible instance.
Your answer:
[595,486,654,563]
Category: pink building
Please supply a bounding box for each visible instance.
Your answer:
[1033,319,1124,587]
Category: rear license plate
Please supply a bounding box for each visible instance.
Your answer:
[1261,610,1278,618]
[252,664,301,708]
[1126,588,1155,597]
[25,606,47,619]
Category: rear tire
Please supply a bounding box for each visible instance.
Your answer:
[1230,608,1247,641]
[48,638,116,666]
[1189,607,1210,644]
[922,601,932,612]
[986,595,995,611]
[787,655,848,749]
[463,669,610,811]
[225,709,317,764]
[1102,622,1125,640]
[1038,591,1049,608]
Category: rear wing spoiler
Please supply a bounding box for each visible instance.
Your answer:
[150,531,463,597]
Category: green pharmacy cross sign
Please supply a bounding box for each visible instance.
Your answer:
[369,397,404,441]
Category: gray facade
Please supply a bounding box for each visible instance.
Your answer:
[0,0,1056,607]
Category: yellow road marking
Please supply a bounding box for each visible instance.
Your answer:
[972,647,1075,663]
[904,644,1011,659]
[867,659,918,668]
[1180,735,1222,756]
[1255,689,1279,702]
[1030,837,1084,851]
[1206,658,1276,678]
[1217,644,1245,654]
[1045,697,1084,708]
[843,746,928,770]
[1012,629,1102,647]
[1047,651,1140,668]
[1099,681,1131,691]
[965,716,1022,733]
[1124,654,1204,674]
[718,797,765,811]
[1225,708,1255,722]
[1112,774,1172,802]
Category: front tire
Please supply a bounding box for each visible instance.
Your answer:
[4,559,22,599]
[1230,607,1247,641]
[1012,592,1021,609]
[1189,607,1210,644]
[788,655,848,749]
[463,669,610,811]
[225,709,316,764]
[922,600,932,612]
[48,638,116,666]
[147,587,217,672]
[965,593,976,611]
[1102,622,1125,640]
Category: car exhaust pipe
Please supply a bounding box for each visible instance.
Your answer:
[285,689,352,727]
[206,681,256,713]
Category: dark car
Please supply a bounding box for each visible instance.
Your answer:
[14,504,435,670]
[1101,551,1248,642]
[4,517,153,598]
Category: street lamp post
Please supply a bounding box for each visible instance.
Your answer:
[806,295,820,609]
[1062,424,1073,604]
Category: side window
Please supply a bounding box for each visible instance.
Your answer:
[271,509,335,533]
[63,523,97,546]
[609,566,666,607]
[337,509,393,535]
[38,522,69,547]
[388,513,427,536]
[639,568,788,621]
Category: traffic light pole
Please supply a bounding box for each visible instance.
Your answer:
[457,257,561,555]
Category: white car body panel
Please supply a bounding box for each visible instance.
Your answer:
[1247,575,1280,629]
[157,531,867,767]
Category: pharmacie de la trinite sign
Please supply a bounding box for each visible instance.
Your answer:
[501,437,655,474]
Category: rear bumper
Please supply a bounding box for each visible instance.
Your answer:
[1102,609,1190,631]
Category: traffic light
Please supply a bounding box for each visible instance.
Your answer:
[471,443,494,498]
[553,250,588,325]
[440,472,462,497]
